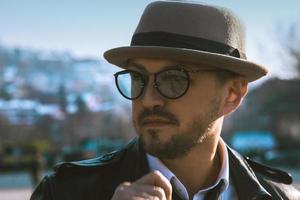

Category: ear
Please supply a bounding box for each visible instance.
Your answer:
[221,77,248,116]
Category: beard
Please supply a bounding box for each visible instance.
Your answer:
[135,97,221,160]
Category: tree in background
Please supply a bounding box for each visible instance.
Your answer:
[75,95,88,115]
[277,21,300,78]
[0,116,11,140]
[58,83,67,113]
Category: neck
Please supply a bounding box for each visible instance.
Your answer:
[161,120,223,196]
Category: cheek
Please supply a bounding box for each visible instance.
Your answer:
[175,107,198,128]
[176,92,203,112]
[173,92,215,125]
[131,102,140,123]
[168,99,200,127]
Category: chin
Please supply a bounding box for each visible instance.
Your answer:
[142,128,173,143]
[140,129,164,146]
[139,128,192,160]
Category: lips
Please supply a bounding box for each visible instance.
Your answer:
[141,116,176,127]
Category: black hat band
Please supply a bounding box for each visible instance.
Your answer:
[131,31,246,59]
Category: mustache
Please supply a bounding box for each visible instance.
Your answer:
[138,107,179,125]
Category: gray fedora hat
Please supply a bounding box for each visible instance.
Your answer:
[104,1,268,82]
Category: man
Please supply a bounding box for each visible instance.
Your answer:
[31,1,300,200]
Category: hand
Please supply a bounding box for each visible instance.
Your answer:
[111,170,172,200]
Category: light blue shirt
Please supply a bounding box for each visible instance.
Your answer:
[147,138,233,200]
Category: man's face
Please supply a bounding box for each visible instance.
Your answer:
[129,58,225,160]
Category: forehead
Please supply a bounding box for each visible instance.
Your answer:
[127,58,187,73]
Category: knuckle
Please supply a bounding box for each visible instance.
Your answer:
[153,186,165,198]
[117,182,131,191]
[112,182,136,200]
[153,186,164,193]
[147,195,160,200]
[152,170,163,177]
[120,181,131,187]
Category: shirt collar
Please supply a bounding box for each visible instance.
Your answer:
[146,138,229,199]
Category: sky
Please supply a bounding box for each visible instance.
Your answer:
[1,0,300,81]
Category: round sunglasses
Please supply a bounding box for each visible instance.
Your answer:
[114,67,218,100]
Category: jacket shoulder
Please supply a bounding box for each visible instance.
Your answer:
[228,146,300,199]
[54,138,138,175]
[244,156,293,184]
[54,150,123,173]
[30,138,141,200]
[245,156,300,199]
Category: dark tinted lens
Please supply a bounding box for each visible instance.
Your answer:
[156,69,189,98]
[115,71,144,99]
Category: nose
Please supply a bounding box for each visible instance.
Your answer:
[141,77,165,108]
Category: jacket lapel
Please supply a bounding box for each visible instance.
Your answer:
[228,146,273,200]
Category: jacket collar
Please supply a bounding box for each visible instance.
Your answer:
[119,137,149,181]
[101,137,149,198]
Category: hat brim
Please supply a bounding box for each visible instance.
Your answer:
[104,46,268,82]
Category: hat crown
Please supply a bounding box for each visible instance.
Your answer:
[134,1,246,53]
[104,1,268,82]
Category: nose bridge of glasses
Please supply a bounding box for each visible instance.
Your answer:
[140,72,159,88]
[140,73,161,99]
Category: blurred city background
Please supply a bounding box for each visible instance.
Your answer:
[0,1,300,199]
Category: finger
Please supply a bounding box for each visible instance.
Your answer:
[112,182,136,200]
[112,182,166,200]
[134,170,172,200]
[132,184,167,200]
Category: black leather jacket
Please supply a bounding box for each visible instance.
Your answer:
[30,138,300,200]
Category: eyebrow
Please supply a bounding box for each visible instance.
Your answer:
[127,61,183,72]
[127,62,147,71]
